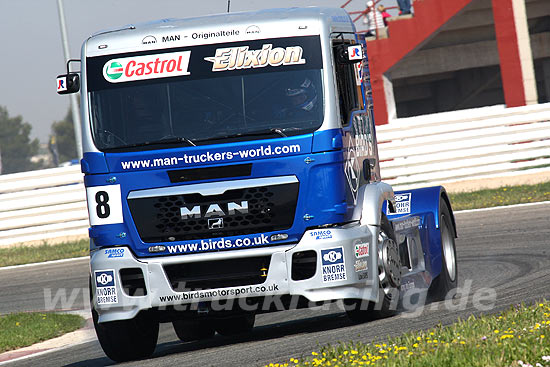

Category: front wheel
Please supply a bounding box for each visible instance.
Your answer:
[346,213,401,322]
[428,199,458,301]
[172,318,215,342]
[92,308,159,362]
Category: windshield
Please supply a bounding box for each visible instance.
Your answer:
[87,36,324,151]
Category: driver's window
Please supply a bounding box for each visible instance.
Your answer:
[332,37,360,126]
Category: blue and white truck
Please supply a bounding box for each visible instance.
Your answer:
[57,7,457,362]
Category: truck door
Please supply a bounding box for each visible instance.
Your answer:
[332,33,381,208]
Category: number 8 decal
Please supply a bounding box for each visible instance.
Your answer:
[86,185,123,225]
[95,191,111,218]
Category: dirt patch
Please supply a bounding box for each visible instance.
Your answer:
[441,169,550,193]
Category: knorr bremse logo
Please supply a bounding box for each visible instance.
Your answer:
[104,62,124,80]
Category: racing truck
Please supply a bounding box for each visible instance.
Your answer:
[57,7,458,362]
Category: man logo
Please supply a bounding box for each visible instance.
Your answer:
[142,35,157,44]
[208,218,224,230]
[246,25,261,34]
[180,201,248,219]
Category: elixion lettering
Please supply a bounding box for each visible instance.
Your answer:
[180,201,249,219]
[204,44,305,72]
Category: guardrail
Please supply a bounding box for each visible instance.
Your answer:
[0,165,88,247]
[378,103,550,189]
[1,102,549,247]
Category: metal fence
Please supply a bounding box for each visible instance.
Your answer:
[1,102,549,247]
[378,103,550,189]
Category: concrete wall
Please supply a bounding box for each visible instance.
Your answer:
[376,0,550,119]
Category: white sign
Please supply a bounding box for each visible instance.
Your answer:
[103,51,191,83]
[86,185,124,226]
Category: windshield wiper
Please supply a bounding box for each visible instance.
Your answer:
[152,136,196,147]
[195,128,288,143]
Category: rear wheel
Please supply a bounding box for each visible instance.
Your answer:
[92,307,158,362]
[215,313,255,336]
[346,213,401,322]
[172,318,215,342]
[428,199,458,301]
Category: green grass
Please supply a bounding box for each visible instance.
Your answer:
[0,312,85,353]
[449,181,550,211]
[267,301,550,367]
[0,239,89,268]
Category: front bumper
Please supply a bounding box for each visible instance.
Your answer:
[91,222,379,323]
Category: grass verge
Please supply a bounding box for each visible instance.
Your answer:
[267,301,550,367]
[449,181,550,211]
[0,312,85,353]
[0,239,89,268]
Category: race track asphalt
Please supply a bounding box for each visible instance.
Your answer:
[2,202,550,366]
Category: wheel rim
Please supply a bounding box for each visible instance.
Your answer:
[440,214,456,282]
[378,230,401,296]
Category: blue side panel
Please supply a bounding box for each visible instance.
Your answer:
[383,186,445,280]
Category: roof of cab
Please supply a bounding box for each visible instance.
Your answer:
[85,7,354,56]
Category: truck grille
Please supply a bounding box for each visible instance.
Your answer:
[128,181,299,243]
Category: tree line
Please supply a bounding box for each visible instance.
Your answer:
[0,105,76,175]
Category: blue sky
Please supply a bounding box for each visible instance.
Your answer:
[0,0,394,142]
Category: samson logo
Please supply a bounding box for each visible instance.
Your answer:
[204,44,305,72]
[180,201,248,219]
[102,51,191,83]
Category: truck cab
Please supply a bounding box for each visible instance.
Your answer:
[57,7,457,362]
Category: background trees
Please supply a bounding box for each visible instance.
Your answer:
[0,106,41,174]
[50,109,77,165]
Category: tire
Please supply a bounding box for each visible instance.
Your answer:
[346,213,401,322]
[92,307,159,362]
[172,318,215,342]
[215,313,255,336]
[428,199,458,301]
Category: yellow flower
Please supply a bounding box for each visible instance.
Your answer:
[494,330,499,334]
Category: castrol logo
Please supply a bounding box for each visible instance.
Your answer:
[354,242,369,258]
[102,51,191,83]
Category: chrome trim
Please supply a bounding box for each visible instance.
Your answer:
[128,176,298,199]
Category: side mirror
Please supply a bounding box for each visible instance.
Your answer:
[336,44,363,64]
[363,158,375,182]
[56,73,80,94]
[56,59,81,95]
